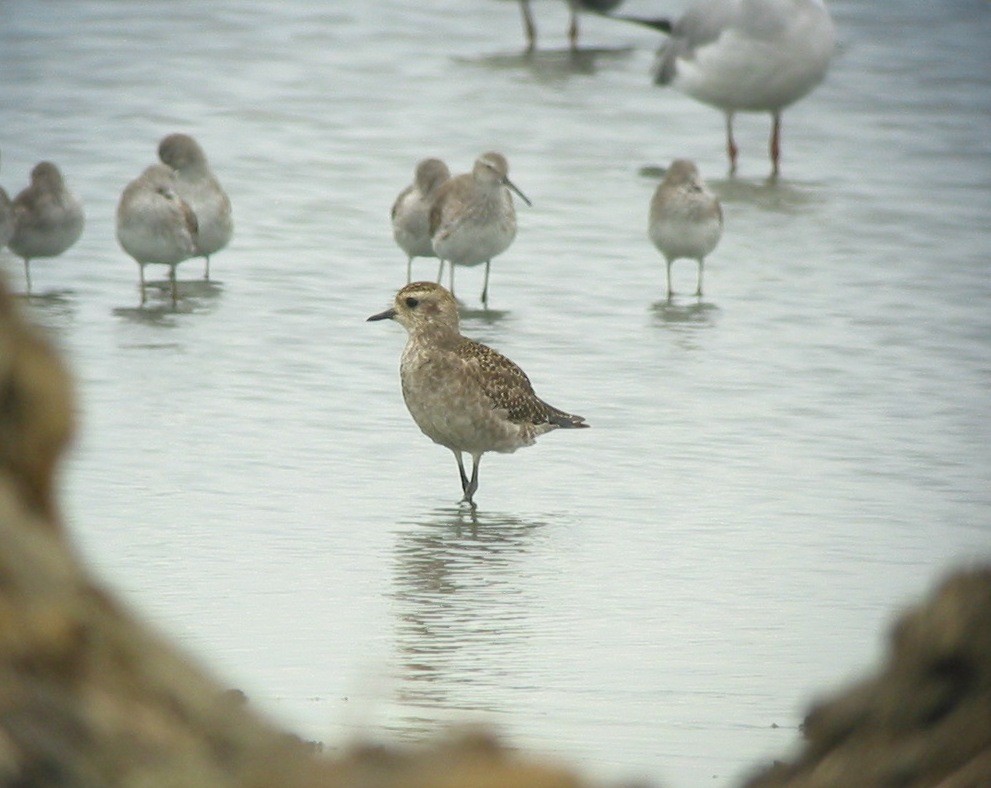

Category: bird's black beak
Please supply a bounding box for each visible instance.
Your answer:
[367,307,397,322]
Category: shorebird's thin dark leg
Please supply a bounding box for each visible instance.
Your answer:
[204,255,211,281]
[520,0,537,51]
[464,454,481,507]
[455,452,470,497]
[436,259,445,284]
[568,7,580,50]
[666,259,673,299]
[696,259,704,297]
[406,256,413,284]
[23,259,32,294]
[169,266,178,307]
[480,260,491,307]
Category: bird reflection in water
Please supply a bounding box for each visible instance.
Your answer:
[389,508,550,736]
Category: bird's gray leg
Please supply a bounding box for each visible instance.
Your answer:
[696,258,704,297]
[448,261,456,297]
[480,259,491,307]
[666,259,673,299]
[464,453,481,507]
[436,259,445,284]
[139,264,147,305]
[725,112,738,176]
[769,111,782,181]
[568,6,579,50]
[406,255,413,284]
[520,0,537,52]
[23,259,32,294]
[204,255,211,281]
[455,451,470,498]
[169,266,178,307]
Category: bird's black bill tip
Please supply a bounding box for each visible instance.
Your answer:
[366,307,396,322]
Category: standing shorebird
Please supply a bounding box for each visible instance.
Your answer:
[7,162,85,294]
[648,159,722,298]
[614,0,835,178]
[0,186,13,250]
[429,152,531,308]
[391,158,451,283]
[518,0,625,51]
[157,133,232,280]
[367,282,588,507]
[0,154,15,249]
[116,164,199,306]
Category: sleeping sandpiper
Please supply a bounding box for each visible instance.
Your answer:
[158,133,232,279]
[116,164,198,305]
[648,159,722,298]
[391,158,451,283]
[7,162,84,294]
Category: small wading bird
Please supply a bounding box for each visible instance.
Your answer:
[368,282,588,507]
[610,0,835,178]
[518,0,625,51]
[158,133,232,279]
[391,158,451,283]
[116,164,199,306]
[7,162,85,293]
[648,159,723,298]
[429,152,531,308]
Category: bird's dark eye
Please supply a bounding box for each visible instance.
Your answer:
[405,297,419,308]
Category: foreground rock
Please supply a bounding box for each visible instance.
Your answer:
[745,567,991,787]
[1,275,989,786]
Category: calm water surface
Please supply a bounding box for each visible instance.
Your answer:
[2,0,989,784]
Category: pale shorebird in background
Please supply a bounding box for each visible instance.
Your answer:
[518,0,625,50]
[391,158,451,283]
[429,152,531,308]
[0,154,15,249]
[0,189,13,251]
[368,281,587,508]
[648,159,722,298]
[158,133,232,279]
[612,0,835,178]
[7,162,85,294]
[116,164,199,306]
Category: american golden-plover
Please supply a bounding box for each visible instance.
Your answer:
[7,162,84,294]
[429,152,531,308]
[391,158,451,283]
[614,0,834,178]
[517,0,624,51]
[648,159,722,299]
[116,164,198,306]
[368,281,587,507]
[158,133,232,279]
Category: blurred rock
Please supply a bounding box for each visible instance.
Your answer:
[744,567,991,787]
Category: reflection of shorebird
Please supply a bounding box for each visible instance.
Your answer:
[429,152,531,308]
[613,0,835,178]
[7,162,84,293]
[368,282,587,507]
[518,0,624,51]
[391,158,451,283]
[116,164,198,306]
[158,133,232,279]
[648,159,722,298]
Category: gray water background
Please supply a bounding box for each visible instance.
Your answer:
[1,0,989,784]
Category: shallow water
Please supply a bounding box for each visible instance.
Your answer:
[2,0,989,784]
